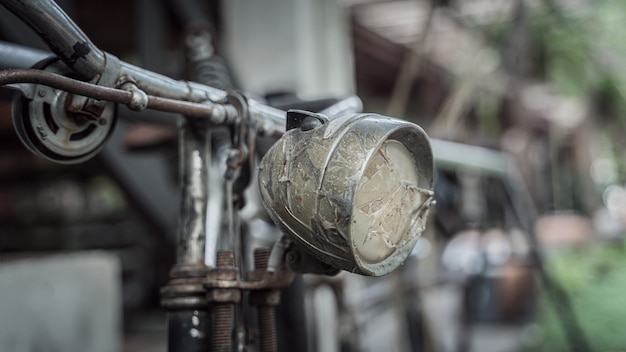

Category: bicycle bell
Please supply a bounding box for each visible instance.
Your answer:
[259,110,434,276]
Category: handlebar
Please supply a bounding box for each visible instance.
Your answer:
[0,68,238,123]
[0,0,294,137]
[1,0,105,80]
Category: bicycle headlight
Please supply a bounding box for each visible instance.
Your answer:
[258,111,434,276]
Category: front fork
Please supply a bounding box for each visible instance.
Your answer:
[161,119,213,351]
[160,26,292,352]
[159,115,295,350]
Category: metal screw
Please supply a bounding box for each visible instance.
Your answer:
[213,304,233,352]
[254,248,270,270]
[36,125,47,140]
[258,306,277,352]
[254,248,277,352]
[212,251,235,352]
[217,250,235,267]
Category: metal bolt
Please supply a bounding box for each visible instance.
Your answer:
[257,306,277,352]
[254,248,270,270]
[212,251,235,352]
[36,125,47,140]
[213,304,233,352]
[253,248,278,352]
[217,251,235,267]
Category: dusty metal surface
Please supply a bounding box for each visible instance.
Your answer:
[259,113,434,276]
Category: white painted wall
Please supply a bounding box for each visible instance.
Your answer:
[222,0,354,98]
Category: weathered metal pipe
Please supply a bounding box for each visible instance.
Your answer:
[0,0,106,80]
[0,41,49,70]
[162,113,213,352]
[177,120,210,265]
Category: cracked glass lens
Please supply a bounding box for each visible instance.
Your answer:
[351,140,422,264]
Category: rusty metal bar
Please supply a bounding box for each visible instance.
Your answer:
[0,68,131,101]
[0,68,289,136]
[0,68,237,122]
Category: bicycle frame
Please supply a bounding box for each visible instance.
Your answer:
[0,1,435,351]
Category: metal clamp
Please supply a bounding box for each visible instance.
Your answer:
[117,76,149,111]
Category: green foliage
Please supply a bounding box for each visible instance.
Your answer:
[482,19,512,49]
[521,242,626,351]
[530,1,626,119]
[529,7,597,97]
[476,91,501,136]
[481,1,626,120]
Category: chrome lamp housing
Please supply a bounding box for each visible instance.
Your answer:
[259,111,434,276]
